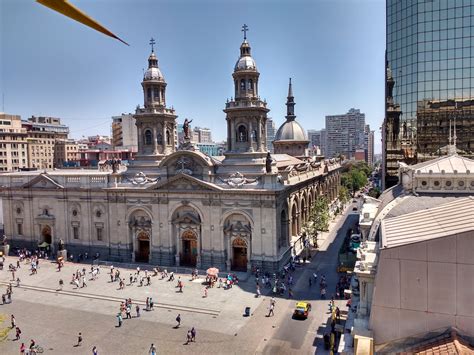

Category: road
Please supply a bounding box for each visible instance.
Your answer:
[260,207,359,354]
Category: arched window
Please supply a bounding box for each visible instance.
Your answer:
[234,80,238,93]
[144,129,152,145]
[147,88,152,100]
[157,133,163,145]
[237,125,248,142]
[166,130,171,145]
[248,79,253,91]
[153,88,160,101]
[240,79,246,91]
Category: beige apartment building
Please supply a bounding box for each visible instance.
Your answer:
[23,116,69,169]
[54,139,79,167]
[0,113,28,172]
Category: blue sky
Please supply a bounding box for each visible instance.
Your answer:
[1,0,385,153]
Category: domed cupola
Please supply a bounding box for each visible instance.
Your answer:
[141,38,167,108]
[234,40,257,71]
[273,78,309,157]
[144,51,164,81]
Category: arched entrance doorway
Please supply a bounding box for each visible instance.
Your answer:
[136,231,150,262]
[41,225,52,244]
[180,230,197,267]
[232,237,248,271]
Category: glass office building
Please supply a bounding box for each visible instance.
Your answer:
[383,0,474,188]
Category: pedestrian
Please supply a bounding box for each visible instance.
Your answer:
[256,285,261,298]
[149,343,157,355]
[267,303,275,317]
[76,332,83,347]
[178,281,183,293]
[117,313,122,327]
[136,304,140,318]
[176,314,181,328]
[15,326,21,340]
[145,297,150,311]
[82,276,87,288]
[186,330,192,344]
[191,327,196,342]
[16,260,20,269]
[203,288,208,298]
[16,277,20,287]
[59,279,64,291]
[11,314,16,328]
[92,345,98,355]
[149,297,154,310]
[20,342,25,354]
[126,306,131,319]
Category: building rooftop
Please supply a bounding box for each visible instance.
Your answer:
[380,196,474,249]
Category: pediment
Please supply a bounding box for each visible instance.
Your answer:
[22,173,64,189]
[148,173,222,192]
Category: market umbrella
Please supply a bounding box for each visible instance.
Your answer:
[38,242,50,248]
[206,267,219,276]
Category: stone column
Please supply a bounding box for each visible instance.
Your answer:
[257,117,262,151]
[174,224,180,266]
[153,127,158,154]
[230,121,235,152]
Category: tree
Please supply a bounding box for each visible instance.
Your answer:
[338,186,350,205]
[305,197,330,248]
[368,187,381,199]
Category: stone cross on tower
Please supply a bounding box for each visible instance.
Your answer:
[149,37,156,52]
[241,24,249,40]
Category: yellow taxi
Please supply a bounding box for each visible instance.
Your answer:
[293,301,312,319]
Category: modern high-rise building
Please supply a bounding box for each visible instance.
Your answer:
[383,0,474,189]
[112,113,138,152]
[307,129,327,156]
[0,113,28,172]
[365,124,375,167]
[266,118,276,152]
[326,108,365,159]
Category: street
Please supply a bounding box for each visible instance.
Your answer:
[259,206,358,354]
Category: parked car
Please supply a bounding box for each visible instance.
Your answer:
[293,301,312,319]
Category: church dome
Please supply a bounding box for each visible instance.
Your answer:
[274,120,308,141]
[144,67,164,81]
[234,56,257,71]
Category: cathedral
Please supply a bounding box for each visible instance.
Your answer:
[0,29,341,272]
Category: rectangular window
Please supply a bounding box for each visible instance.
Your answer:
[17,223,22,235]
[96,228,103,241]
[73,226,79,239]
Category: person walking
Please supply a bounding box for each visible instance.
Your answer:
[76,332,83,347]
[117,313,122,327]
[191,327,196,342]
[149,343,157,355]
[11,314,16,329]
[126,306,131,319]
[59,279,64,291]
[149,297,154,310]
[15,326,21,340]
[92,345,98,355]
[135,304,140,318]
[186,330,192,344]
[176,314,181,328]
[20,342,25,354]
[267,303,275,317]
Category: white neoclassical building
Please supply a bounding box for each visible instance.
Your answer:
[0,32,341,272]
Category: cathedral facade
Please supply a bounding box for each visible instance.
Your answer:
[0,32,341,272]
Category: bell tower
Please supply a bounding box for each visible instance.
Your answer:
[219,26,271,177]
[134,38,177,159]
[224,25,269,155]
[128,39,177,176]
